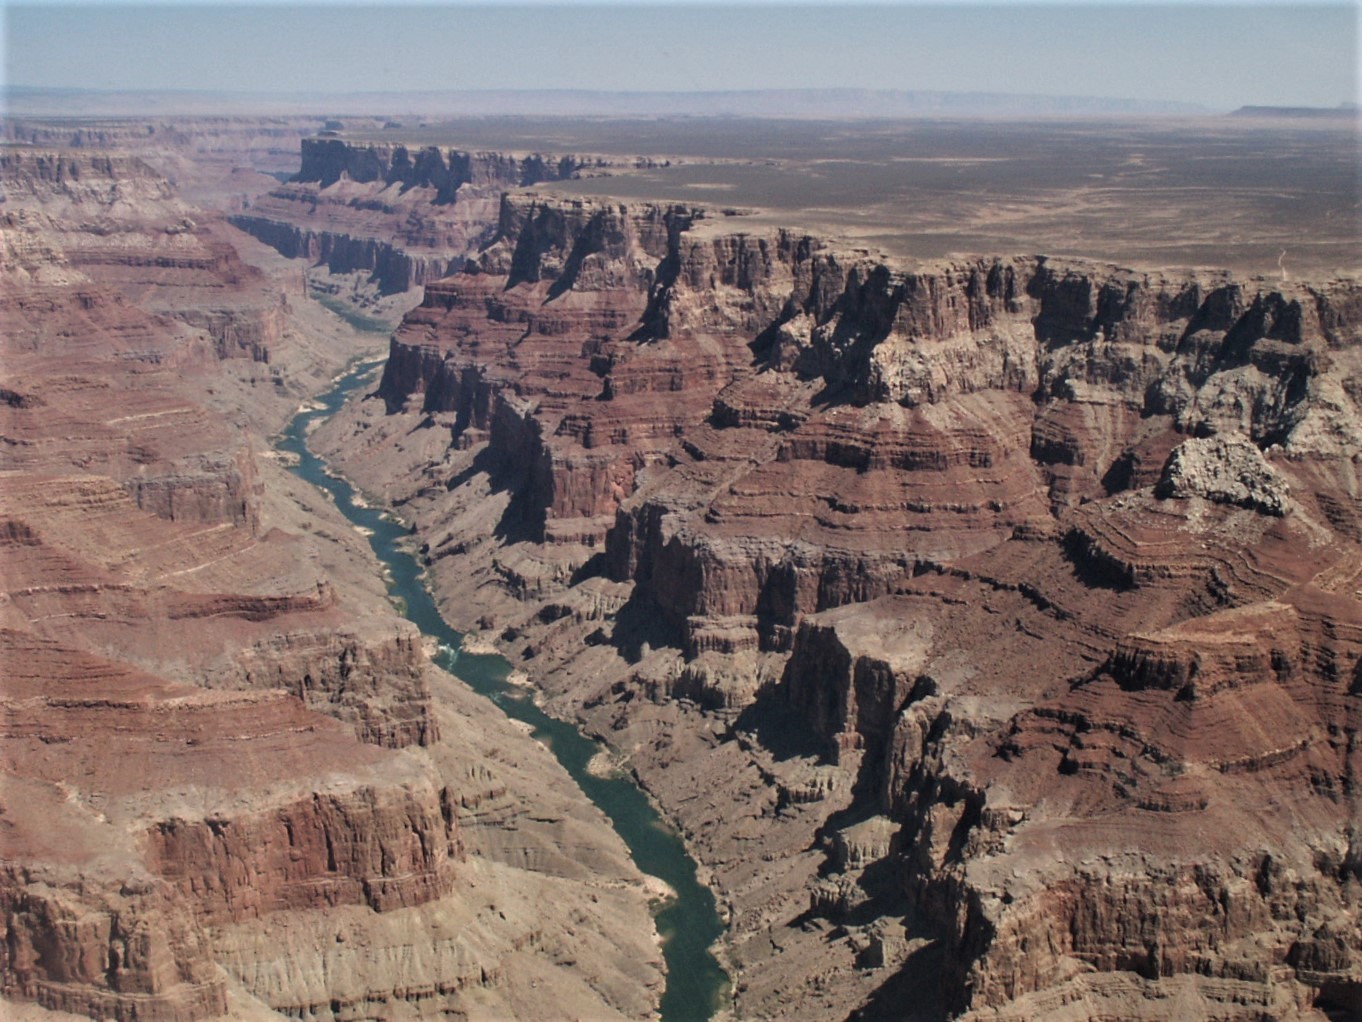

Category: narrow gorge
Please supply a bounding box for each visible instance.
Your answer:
[279,357,728,1021]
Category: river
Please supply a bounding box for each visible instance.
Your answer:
[277,357,729,1022]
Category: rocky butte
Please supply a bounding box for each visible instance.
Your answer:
[280,146,1362,1021]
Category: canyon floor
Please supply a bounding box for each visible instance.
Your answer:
[4,110,1362,1022]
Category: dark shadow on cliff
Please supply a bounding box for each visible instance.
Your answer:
[794,857,910,937]
[607,591,684,664]
[1099,449,1137,496]
[848,939,950,1022]
[747,316,788,367]
[570,551,609,586]
[491,485,547,546]
[1315,981,1362,1021]
[849,857,907,922]
[405,413,442,436]
[818,745,892,842]
[1061,528,1135,591]
[545,220,615,301]
[808,379,862,413]
[730,678,826,762]
[439,446,547,545]
[444,456,485,494]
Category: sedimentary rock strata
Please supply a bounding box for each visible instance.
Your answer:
[1,139,662,1021]
[344,184,1362,1020]
[233,139,632,294]
[11,121,1359,1021]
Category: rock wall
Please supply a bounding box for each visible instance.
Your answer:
[227,212,452,293]
[294,138,597,195]
[173,302,282,363]
[234,625,438,749]
[1,865,228,1022]
[143,782,460,925]
[0,625,461,1020]
[370,189,1362,1020]
[124,448,262,530]
[0,149,183,209]
[232,139,626,294]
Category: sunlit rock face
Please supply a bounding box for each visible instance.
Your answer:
[369,186,1362,1021]
[1,142,664,1022]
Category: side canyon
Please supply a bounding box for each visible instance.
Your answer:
[0,128,664,1021]
[5,117,1362,1022]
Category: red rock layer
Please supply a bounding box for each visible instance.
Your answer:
[374,191,1362,1018]
[0,628,459,1020]
[232,138,640,293]
[0,146,453,1021]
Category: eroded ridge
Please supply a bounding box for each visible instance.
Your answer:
[347,186,1362,1020]
[2,142,663,1022]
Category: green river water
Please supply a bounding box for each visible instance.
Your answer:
[278,358,729,1022]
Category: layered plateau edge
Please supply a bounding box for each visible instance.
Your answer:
[330,179,1362,1021]
[1,143,664,1022]
[229,138,661,294]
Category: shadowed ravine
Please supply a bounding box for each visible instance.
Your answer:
[277,357,729,1022]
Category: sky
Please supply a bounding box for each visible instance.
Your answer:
[3,1,1359,111]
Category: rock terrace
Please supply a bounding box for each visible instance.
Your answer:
[338,180,1362,1020]
[1,136,663,1022]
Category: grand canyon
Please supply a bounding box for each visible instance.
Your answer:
[2,94,1360,1022]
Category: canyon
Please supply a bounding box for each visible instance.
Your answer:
[1,128,663,1021]
[292,134,1361,1020]
[4,112,1361,1022]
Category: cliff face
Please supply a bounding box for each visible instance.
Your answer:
[232,138,624,294]
[143,781,461,924]
[0,150,184,209]
[0,628,454,1022]
[1,859,228,1022]
[228,211,452,293]
[2,141,664,1022]
[294,138,599,195]
[366,190,1362,1020]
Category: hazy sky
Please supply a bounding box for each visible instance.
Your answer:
[3,2,1359,110]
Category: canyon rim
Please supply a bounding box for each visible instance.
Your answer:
[3,19,1362,1021]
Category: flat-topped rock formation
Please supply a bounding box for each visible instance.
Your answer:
[342,186,1362,1020]
[232,138,641,294]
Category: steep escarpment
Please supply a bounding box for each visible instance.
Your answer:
[2,139,663,1022]
[347,189,1362,1021]
[232,138,627,293]
[294,138,598,194]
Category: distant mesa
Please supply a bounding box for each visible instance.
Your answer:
[1229,104,1360,120]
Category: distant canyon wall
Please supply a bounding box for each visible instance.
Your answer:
[232,138,643,293]
[371,186,1362,1020]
